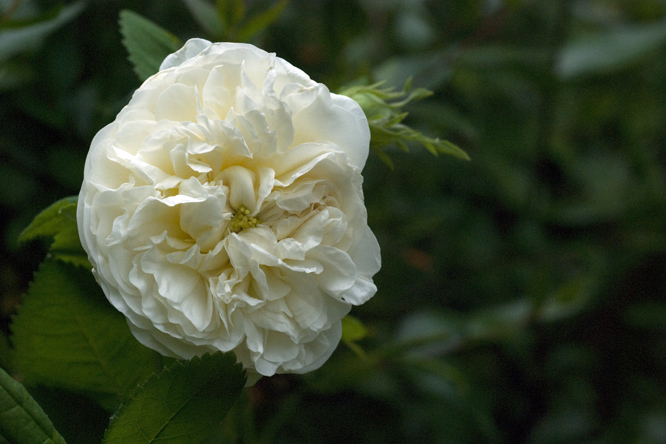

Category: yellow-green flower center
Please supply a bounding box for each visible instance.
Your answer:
[229,206,259,233]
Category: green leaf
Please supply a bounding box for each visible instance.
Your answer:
[341,315,368,358]
[119,10,181,81]
[18,196,88,267]
[18,196,77,244]
[557,19,666,78]
[11,259,160,411]
[182,0,224,38]
[0,1,85,63]
[341,315,368,343]
[104,352,246,444]
[237,0,288,42]
[340,79,469,166]
[0,365,66,444]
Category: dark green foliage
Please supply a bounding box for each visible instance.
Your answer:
[1,0,666,443]
[0,366,66,444]
[104,353,245,444]
[11,259,160,411]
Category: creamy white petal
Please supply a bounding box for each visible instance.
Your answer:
[287,85,370,171]
[160,38,212,70]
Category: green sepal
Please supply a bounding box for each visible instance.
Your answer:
[0,365,67,444]
[103,352,246,444]
[18,196,89,267]
[340,79,470,167]
[11,259,160,411]
[119,10,181,81]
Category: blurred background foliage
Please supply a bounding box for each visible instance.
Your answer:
[1,0,666,443]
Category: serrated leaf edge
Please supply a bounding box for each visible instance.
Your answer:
[17,196,78,245]
[118,9,181,81]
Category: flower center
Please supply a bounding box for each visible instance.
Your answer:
[228,206,260,233]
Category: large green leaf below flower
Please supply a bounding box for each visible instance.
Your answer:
[0,366,67,444]
[11,259,161,411]
[103,352,246,444]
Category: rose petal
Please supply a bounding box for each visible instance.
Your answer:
[78,39,380,378]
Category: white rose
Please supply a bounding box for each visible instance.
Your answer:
[77,39,381,378]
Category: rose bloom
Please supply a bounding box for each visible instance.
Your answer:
[77,39,381,378]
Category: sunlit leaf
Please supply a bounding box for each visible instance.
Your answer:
[119,10,181,81]
[18,196,76,244]
[18,196,88,267]
[103,352,245,444]
[11,260,159,411]
[0,366,66,444]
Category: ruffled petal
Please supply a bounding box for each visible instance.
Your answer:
[78,39,380,379]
